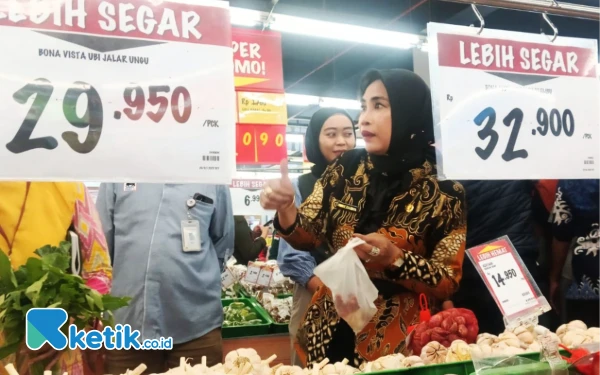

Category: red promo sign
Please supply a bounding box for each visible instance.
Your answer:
[467,238,540,317]
[236,124,287,164]
[437,33,597,78]
[232,28,284,92]
[0,0,231,47]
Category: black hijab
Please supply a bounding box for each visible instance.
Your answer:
[304,107,356,177]
[354,69,436,234]
[359,69,436,176]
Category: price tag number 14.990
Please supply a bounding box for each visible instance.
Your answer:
[474,106,575,162]
[6,79,192,155]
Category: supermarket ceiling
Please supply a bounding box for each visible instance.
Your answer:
[229,0,600,123]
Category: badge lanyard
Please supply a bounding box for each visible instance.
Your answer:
[181,198,201,252]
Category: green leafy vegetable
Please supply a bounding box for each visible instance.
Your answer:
[0,241,130,361]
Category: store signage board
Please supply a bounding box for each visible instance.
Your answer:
[427,23,599,180]
[229,182,274,216]
[466,236,551,328]
[236,123,287,164]
[237,92,288,125]
[232,28,284,93]
[0,0,236,184]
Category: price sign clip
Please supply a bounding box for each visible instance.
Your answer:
[466,235,551,330]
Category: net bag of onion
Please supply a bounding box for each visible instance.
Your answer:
[410,308,479,356]
[314,238,378,333]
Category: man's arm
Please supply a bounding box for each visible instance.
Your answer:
[211,185,234,272]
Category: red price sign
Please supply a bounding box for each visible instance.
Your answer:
[236,124,286,164]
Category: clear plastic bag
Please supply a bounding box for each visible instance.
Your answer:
[314,237,378,333]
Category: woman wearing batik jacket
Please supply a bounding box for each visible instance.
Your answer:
[0,182,112,375]
[261,69,467,366]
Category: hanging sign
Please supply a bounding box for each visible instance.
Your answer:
[229,179,274,215]
[237,92,288,125]
[427,23,599,180]
[232,28,284,93]
[0,0,236,183]
[466,236,551,327]
[236,123,287,164]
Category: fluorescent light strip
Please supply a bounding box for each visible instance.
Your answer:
[229,7,422,50]
[285,93,361,110]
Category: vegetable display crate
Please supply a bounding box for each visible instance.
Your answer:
[222,298,273,339]
[365,352,557,375]
[264,295,291,334]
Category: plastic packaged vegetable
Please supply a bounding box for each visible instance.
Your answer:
[314,237,378,333]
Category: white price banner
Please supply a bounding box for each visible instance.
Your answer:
[244,265,261,284]
[468,237,542,318]
[257,268,273,287]
[221,268,236,289]
[0,0,235,183]
[428,23,599,180]
[230,185,274,216]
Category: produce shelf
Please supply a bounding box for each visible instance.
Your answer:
[363,351,562,375]
[222,298,273,339]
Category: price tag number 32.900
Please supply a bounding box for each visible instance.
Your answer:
[6,79,192,155]
[474,106,575,162]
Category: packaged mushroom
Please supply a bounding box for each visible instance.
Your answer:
[259,293,293,324]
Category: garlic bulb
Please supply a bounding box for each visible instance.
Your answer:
[562,330,593,347]
[320,365,336,375]
[224,349,262,372]
[557,320,588,340]
[469,343,492,359]
[477,333,497,346]
[526,341,541,353]
[401,356,425,368]
[509,326,535,346]
[275,366,304,375]
[534,325,550,337]
[586,327,600,342]
[420,341,447,365]
[445,340,472,362]
[332,360,359,375]
[491,342,509,356]
[497,332,521,348]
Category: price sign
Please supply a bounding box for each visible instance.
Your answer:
[244,265,261,284]
[0,0,235,183]
[271,269,284,284]
[221,268,236,289]
[229,185,274,215]
[237,92,287,125]
[427,23,599,180]
[236,123,287,164]
[257,268,273,287]
[467,237,544,318]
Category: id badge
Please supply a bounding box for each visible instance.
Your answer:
[181,220,201,252]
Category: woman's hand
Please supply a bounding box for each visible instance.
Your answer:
[260,159,295,211]
[352,233,402,267]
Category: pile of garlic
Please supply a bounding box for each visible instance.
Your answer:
[556,320,599,347]
[360,353,425,372]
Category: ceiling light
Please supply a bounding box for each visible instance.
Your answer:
[229,7,422,50]
[285,93,360,110]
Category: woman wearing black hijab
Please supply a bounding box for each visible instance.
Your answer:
[261,69,467,365]
[275,107,356,366]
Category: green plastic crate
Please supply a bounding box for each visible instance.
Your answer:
[222,298,273,338]
[363,351,564,375]
[257,295,291,334]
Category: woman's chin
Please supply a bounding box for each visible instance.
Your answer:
[365,145,387,155]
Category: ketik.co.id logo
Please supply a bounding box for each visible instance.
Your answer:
[26,308,153,350]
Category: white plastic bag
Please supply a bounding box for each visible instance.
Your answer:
[314,237,378,333]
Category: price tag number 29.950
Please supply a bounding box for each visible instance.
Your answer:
[6,79,192,155]
[474,106,575,162]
